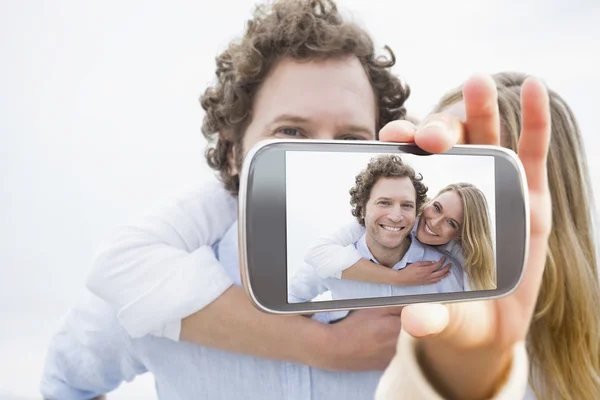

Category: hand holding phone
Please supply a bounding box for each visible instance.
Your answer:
[374,75,553,400]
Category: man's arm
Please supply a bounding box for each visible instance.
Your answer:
[181,285,406,372]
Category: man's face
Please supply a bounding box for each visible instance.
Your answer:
[363,177,417,251]
[229,56,378,174]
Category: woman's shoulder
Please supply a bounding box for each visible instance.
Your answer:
[441,240,464,264]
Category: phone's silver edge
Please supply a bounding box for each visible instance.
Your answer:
[237,140,264,313]
[238,139,531,315]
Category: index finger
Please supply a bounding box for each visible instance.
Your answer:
[511,77,552,311]
[517,77,552,195]
[427,256,447,271]
[462,73,501,146]
[430,264,451,278]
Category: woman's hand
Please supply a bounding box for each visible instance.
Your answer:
[339,257,450,287]
[394,258,451,287]
[379,74,552,399]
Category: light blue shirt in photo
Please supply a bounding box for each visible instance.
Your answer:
[289,230,464,303]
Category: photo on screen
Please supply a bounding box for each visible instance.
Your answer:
[285,151,496,304]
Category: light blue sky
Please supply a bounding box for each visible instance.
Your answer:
[1,0,599,398]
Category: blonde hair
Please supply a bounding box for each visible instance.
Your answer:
[434,72,600,400]
[436,183,496,291]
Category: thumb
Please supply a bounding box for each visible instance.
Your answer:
[400,303,449,337]
[379,120,417,143]
[401,301,495,349]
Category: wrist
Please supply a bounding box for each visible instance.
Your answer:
[392,269,409,286]
[301,320,341,370]
[314,322,362,372]
[417,339,513,400]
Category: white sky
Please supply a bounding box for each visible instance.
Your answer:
[1,0,599,398]
[285,151,496,280]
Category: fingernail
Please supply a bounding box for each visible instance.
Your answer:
[397,119,417,132]
[421,304,449,333]
[421,121,448,133]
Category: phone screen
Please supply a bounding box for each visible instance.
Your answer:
[284,151,497,304]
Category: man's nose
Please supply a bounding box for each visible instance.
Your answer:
[387,206,404,222]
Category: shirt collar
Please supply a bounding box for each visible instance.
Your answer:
[355,229,426,270]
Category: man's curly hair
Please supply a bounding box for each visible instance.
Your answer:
[350,154,428,226]
[199,0,411,195]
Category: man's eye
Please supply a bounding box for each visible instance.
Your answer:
[342,136,362,141]
[277,128,301,137]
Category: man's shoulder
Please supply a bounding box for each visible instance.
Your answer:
[353,232,370,257]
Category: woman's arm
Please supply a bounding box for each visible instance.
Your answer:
[374,330,530,400]
[304,221,451,286]
[40,293,148,399]
[85,179,238,340]
[304,220,366,278]
[180,285,409,372]
[83,180,405,372]
[375,75,552,400]
[342,258,452,287]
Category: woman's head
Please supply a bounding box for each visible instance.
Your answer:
[417,187,464,246]
[417,183,496,290]
[434,72,600,399]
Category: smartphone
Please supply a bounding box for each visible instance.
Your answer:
[238,139,529,314]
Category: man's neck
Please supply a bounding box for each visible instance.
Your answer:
[365,235,411,268]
